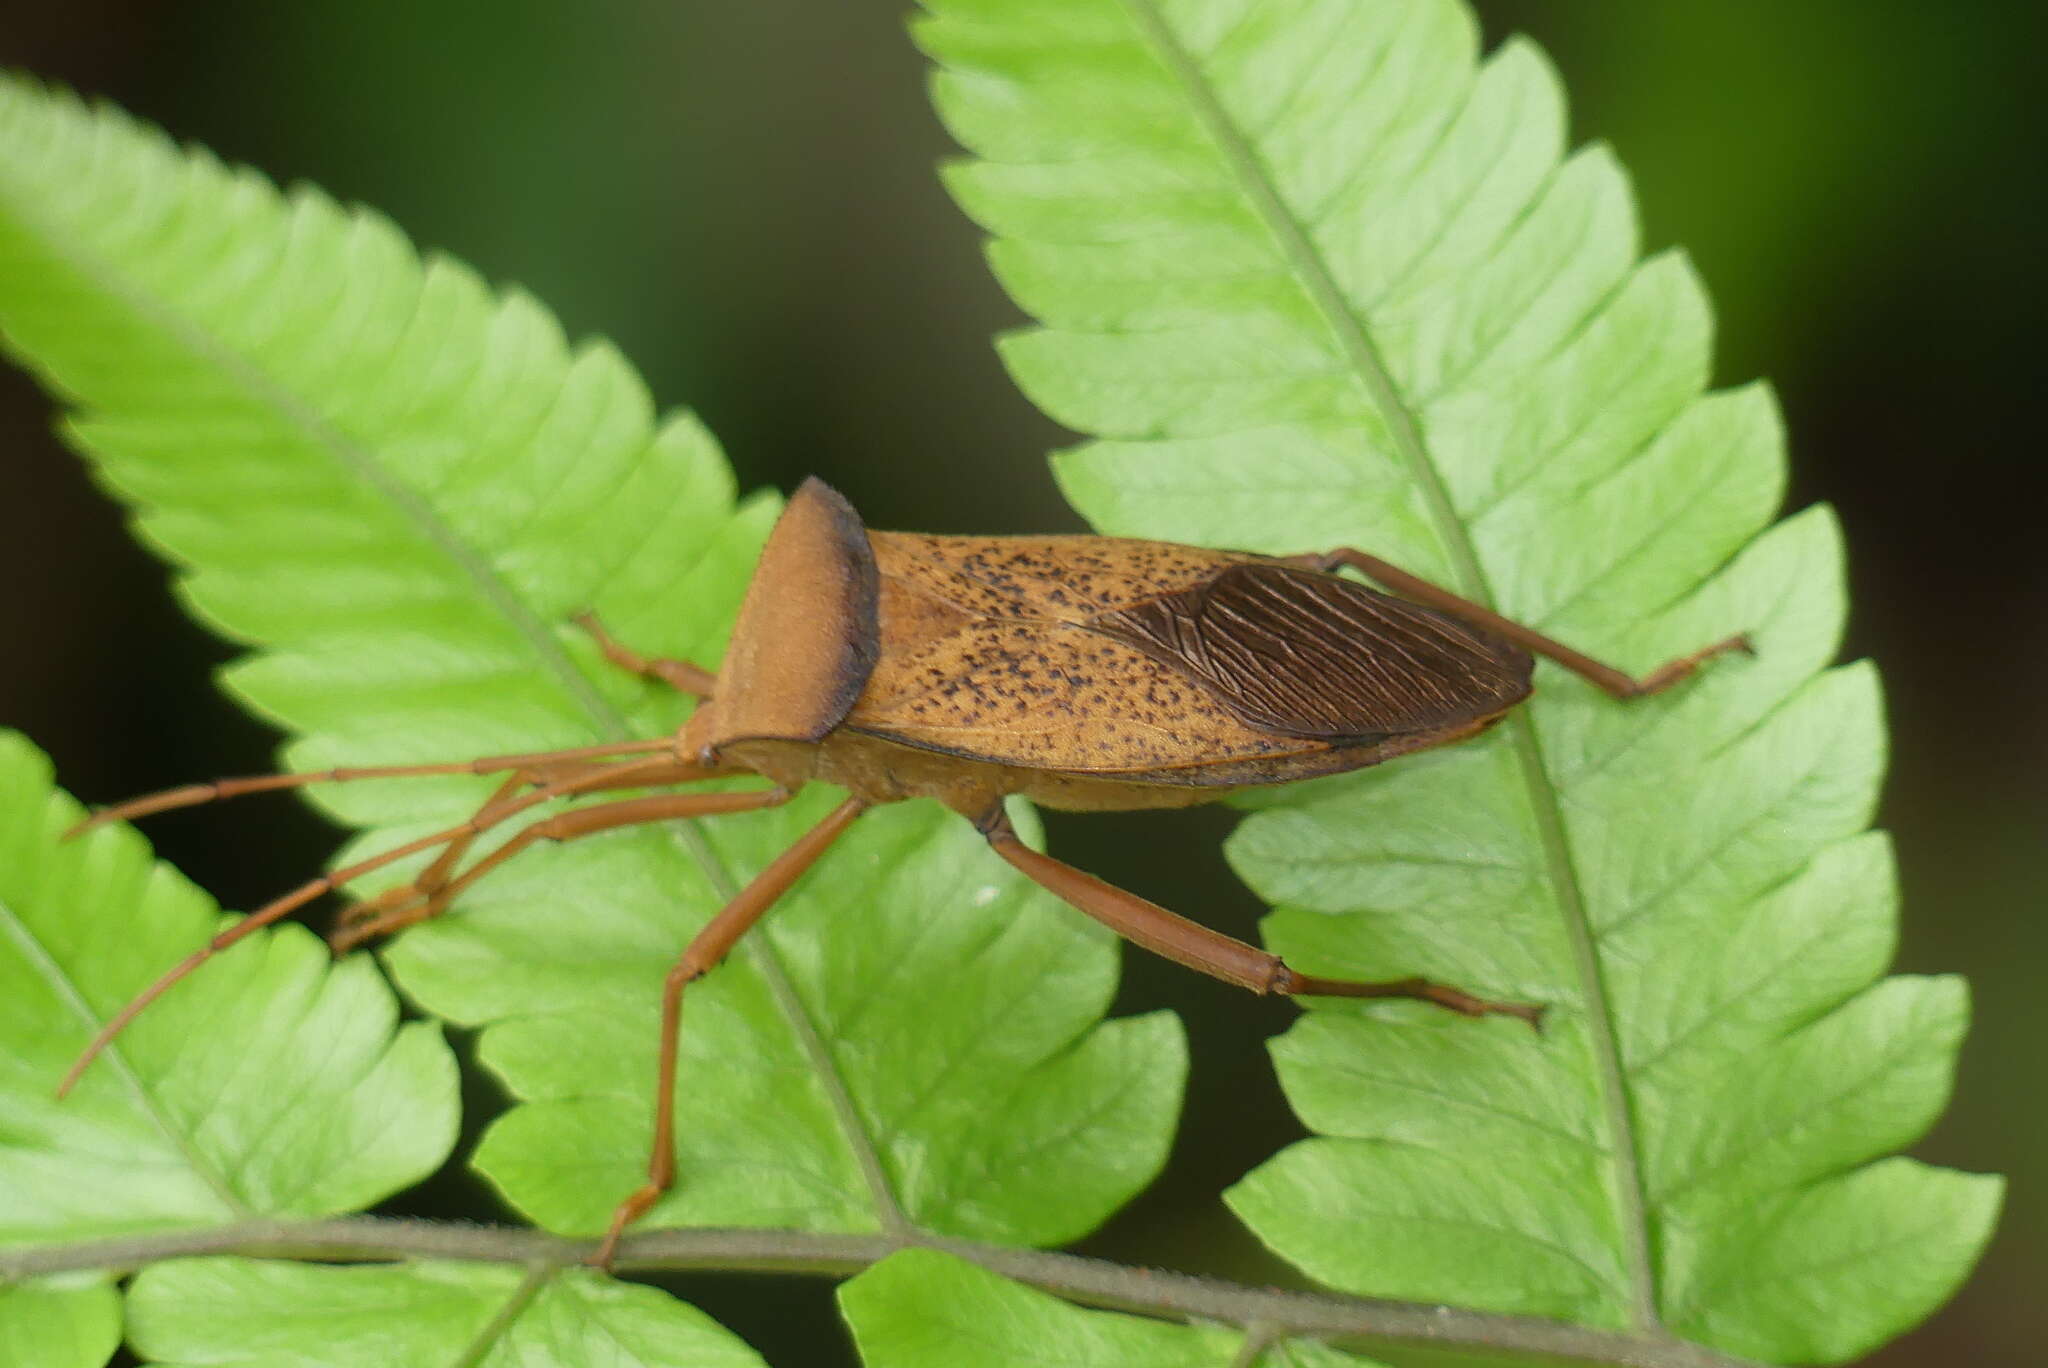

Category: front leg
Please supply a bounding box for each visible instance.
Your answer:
[575,611,719,698]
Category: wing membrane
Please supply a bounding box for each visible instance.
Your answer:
[1091,563,1531,738]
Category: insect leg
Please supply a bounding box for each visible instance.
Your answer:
[328,754,712,941]
[56,754,709,1098]
[331,772,530,937]
[1295,547,1751,700]
[574,612,719,697]
[977,808,1541,1027]
[64,737,676,836]
[329,783,795,952]
[592,794,866,1270]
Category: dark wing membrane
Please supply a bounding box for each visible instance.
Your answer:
[1089,562,1532,738]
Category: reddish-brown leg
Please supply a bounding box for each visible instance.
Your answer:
[318,752,720,945]
[1295,548,1752,700]
[977,808,1541,1027]
[331,773,528,940]
[57,753,717,1097]
[65,737,676,836]
[575,612,718,697]
[330,785,796,952]
[329,752,718,946]
[591,795,867,1270]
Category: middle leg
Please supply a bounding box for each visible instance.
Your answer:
[591,794,868,1268]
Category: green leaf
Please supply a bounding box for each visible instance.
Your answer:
[0,70,1179,1262]
[0,732,455,1363]
[0,732,457,1241]
[840,1248,1389,1367]
[917,0,2000,1361]
[124,1259,765,1367]
[0,1281,120,1368]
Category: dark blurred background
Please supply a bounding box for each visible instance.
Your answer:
[2,3,2040,1364]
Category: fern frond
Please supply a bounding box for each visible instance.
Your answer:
[916,0,2000,1360]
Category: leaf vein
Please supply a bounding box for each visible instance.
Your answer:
[0,893,250,1218]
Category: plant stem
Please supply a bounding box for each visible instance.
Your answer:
[0,1218,1756,1368]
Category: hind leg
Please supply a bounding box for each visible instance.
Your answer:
[1291,547,1750,699]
